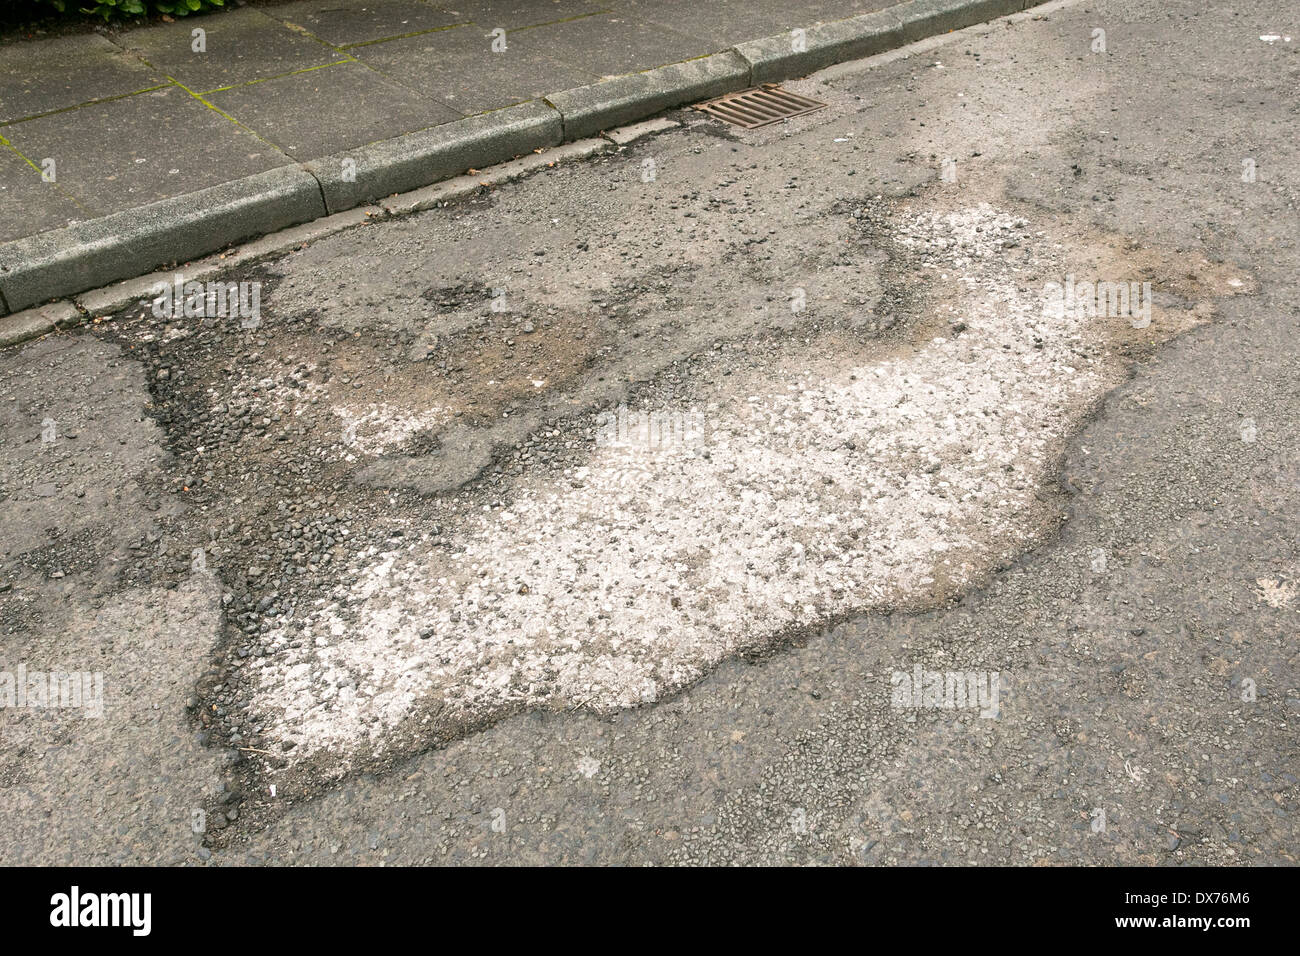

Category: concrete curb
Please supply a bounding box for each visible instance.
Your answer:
[0,302,81,350]
[734,10,906,83]
[734,0,1029,84]
[602,117,683,146]
[0,165,324,313]
[381,137,613,216]
[547,52,750,141]
[896,0,1030,42]
[0,0,1044,320]
[75,205,382,317]
[305,101,562,215]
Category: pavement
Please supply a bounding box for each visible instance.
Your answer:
[0,0,1036,314]
[0,0,1298,866]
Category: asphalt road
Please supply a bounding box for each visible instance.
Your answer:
[1,0,1297,865]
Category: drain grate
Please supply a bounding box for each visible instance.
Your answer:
[692,84,828,129]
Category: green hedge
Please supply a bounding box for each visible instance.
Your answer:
[19,0,226,21]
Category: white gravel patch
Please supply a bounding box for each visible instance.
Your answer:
[205,363,442,460]
[333,403,446,457]
[251,203,1127,769]
[209,361,324,422]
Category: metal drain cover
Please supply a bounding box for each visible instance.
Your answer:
[692,84,828,129]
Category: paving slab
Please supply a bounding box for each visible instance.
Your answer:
[263,0,468,46]
[0,146,87,244]
[0,34,164,124]
[803,0,910,23]
[207,60,460,156]
[117,7,350,93]
[621,0,822,47]
[352,24,596,116]
[433,0,611,30]
[1,85,290,217]
[517,13,717,77]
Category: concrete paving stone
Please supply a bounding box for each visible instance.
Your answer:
[620,0,821,48]
[1,85,290,217]
[352,24,596,116]
[0,0,1034,307]
[517,13,718,77]
[0,34,165,124]
[207,60,460,156]
[610,0,901,50]
[802,0,907,24]
[264,0,468,47]
[0,145,87,244]
[432,0,611,31]
[116,7,349,94]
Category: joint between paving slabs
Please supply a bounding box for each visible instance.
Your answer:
[196,57,362,96]
[159,73,302,160]
[333,22,474,51]
[103,38,351,156]
[506,9,617,34]
[0,83,172,129]
[0,132,95,216]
